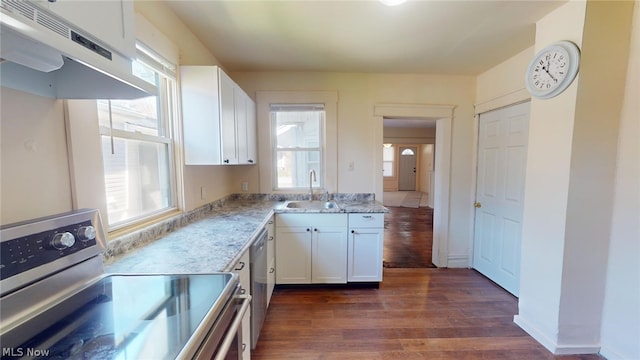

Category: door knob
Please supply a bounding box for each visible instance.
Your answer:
[474,202,482,208]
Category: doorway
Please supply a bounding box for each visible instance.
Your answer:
[374,104,453,268]
[382,132,434,268]
[398,146,417,191]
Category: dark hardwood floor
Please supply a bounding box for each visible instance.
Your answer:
[252,268,604,360]
[383,206,435,268]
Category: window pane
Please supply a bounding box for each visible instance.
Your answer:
[275,111,322,148]
[101,136,171,226]
[132,60,158,86]
[276,150,320,189]
[98,97,160,136]
[383,146,394,161]
[401,148,415,155]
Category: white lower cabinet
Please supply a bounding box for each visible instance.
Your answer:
[275,213,348,284]
[232,250,251,360]
[266,216,276,305]
[348,213,384,282]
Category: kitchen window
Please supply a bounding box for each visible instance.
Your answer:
[271,104,324,190]
[97,47,178,229]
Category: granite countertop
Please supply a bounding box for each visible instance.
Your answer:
[104,193,386,275]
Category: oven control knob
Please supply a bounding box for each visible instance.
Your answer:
[51,232,76,250]
[77,226,96,241]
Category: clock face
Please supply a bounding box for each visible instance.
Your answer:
[525,41,580,99]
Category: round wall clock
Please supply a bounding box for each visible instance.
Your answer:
[525,40,581,99]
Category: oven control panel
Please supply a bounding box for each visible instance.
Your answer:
[0,220,97,281]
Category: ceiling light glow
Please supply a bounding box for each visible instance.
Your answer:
[379,0,407,6]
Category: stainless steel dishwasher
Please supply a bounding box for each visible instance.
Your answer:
[250,228,268,349]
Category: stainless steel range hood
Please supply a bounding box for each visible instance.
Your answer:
[0,1,155,99]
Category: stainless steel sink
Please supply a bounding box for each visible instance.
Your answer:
[284,201,339,210]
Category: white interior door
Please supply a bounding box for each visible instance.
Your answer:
[398,146,417,191]
[473,102,530,296]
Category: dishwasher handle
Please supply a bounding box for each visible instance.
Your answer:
[214,294,252,360]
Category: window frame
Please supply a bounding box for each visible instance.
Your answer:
[96,47,180,231]
[256,91,338,194]
[270,104,325,191]
[382,144,395,178]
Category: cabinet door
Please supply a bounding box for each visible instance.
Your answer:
[180,66,223,165]
[312,226,348,283]
[348,228,384,282]
[275,227,311,284]
[219,70,238,164]
[44,0,136,58]
[245,96,257,164]
[266,217,275,304]
[232,251,251,359]
[235,88,248,164]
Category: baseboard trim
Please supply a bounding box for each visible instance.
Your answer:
[599,344,631,360]
[514,315,558,353]
[447,254,469,268]
[514,315,601,355]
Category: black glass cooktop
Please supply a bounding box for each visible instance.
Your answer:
[1,273,235,360]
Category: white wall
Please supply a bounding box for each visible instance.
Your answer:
[478,1,638,356]
[0,88,72,224]
[599,3,640,359]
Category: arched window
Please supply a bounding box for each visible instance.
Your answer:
[401,148,415,155]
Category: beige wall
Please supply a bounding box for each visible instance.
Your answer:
[135,2,246,212]
[382,127,435,192]
[232,71,476,259]
[383,127,436,144]
[600,2,639,358]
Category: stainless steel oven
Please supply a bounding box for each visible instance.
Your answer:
[0,209,249,360]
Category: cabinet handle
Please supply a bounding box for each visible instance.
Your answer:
[269,268,275,273]
[224,159,230,164]
[242,343,247,351]
[235,261,245,271]
[248,159,254,163]
[269,236,274,241]
[351,230,355,234]
[306,228,311,232]
[362,215,373,219]
[239,287,246,295]
[314,228,318,232]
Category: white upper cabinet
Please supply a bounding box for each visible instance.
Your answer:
[245,96,257,164]
[33,0,136,58]
[219,70,238,164]
[237,90,258,164]
[180,66,257,165]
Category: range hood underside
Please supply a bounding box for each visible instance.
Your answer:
[1,57,153,100]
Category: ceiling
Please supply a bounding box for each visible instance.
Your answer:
[162,0,566,75]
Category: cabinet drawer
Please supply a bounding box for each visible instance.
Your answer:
[276,213,347,229]
[348,213,384,228]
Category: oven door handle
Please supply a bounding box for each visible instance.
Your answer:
[214,294,252,360]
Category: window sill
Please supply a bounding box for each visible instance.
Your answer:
[107,208,182,241]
